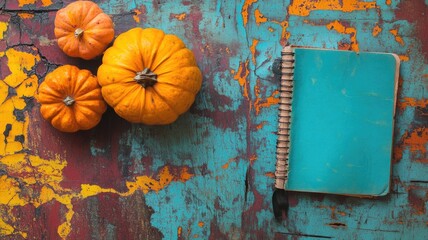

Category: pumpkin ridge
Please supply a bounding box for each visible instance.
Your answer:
[153,81,195,95]
[138,28,165,70]
[150,87,180,115]
[75,101,106,114]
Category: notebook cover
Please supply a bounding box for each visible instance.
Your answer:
[285,48,399,196]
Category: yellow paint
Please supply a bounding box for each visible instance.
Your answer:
[372,25,382,37]
[18,13,35,19]
[254,9,267,26]
[0,81,8,105]
[242,0,258,26]
[0,42,195,240]
[289,0,377,16]
[326,20,359,51]
[250,39,259,64]
[3,48,41,88]
[389,29,405,46]
[0,22,8,39]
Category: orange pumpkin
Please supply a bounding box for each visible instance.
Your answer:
[54,1,114,60]
[97,28,202,125]
[37,65,107,132]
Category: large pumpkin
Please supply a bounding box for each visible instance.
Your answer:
[37,65,107,132]
[54,1,114,60]
[97,28,202,125]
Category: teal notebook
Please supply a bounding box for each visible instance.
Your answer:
[276,47,400,196]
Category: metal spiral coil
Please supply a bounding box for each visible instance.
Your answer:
[274,46,294,190]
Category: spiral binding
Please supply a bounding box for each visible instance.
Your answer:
[274,46,294,190]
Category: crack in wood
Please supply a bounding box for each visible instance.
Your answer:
[276,231,333,239]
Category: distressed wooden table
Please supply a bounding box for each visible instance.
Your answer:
[0,0,427,239]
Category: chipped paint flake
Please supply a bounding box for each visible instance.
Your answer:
[232,60,250,99]
[171,13,187,21]
[18,13,35,19]
[395,128,428,163]
[250,39,259,64]
[288,0,377,16]
[398,97,428,111]
[242,0,258,26]
[254,9,267,26]
[254,80,279,115]
[0,22,8,39]
[326,20,359,51]
[372,25,382,37]
[390,28,405,46]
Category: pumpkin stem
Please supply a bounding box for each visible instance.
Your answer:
[74,28,84,38]
[134,68,157,88]
[63,96,75,106]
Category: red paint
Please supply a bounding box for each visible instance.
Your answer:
[407,187,427,215]
[395,0,428,62]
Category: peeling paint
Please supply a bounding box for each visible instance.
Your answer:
[0,22,8,40]
[288,0,377,16]
[254,9,267,26]
[254,80,279,115]
[242,0,258,26]
[232,60,250,99]
[395,128,428,163]
[171,13,187,21]
[390,28,405,46]
[326,20,359,51]
[372,25,382,37]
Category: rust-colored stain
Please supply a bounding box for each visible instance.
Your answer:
[288,0,377,16]
[386,0,392,5]
[255,121,267,130]
[264,172,275,178]
[254,9,267,26]
[398,97,428,111]
[389,28,405,46]
[407,186,428,215]
[372,25,382,37]
[198,221,205,227]
[394,127,428,163]
[326,21,359,51]
[242,0,258,26]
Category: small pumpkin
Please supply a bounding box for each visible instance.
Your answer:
[97,28,202,125]
[54,1,114,60]
[37,65,107,132]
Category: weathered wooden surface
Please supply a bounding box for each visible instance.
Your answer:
[0,0,427,239]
